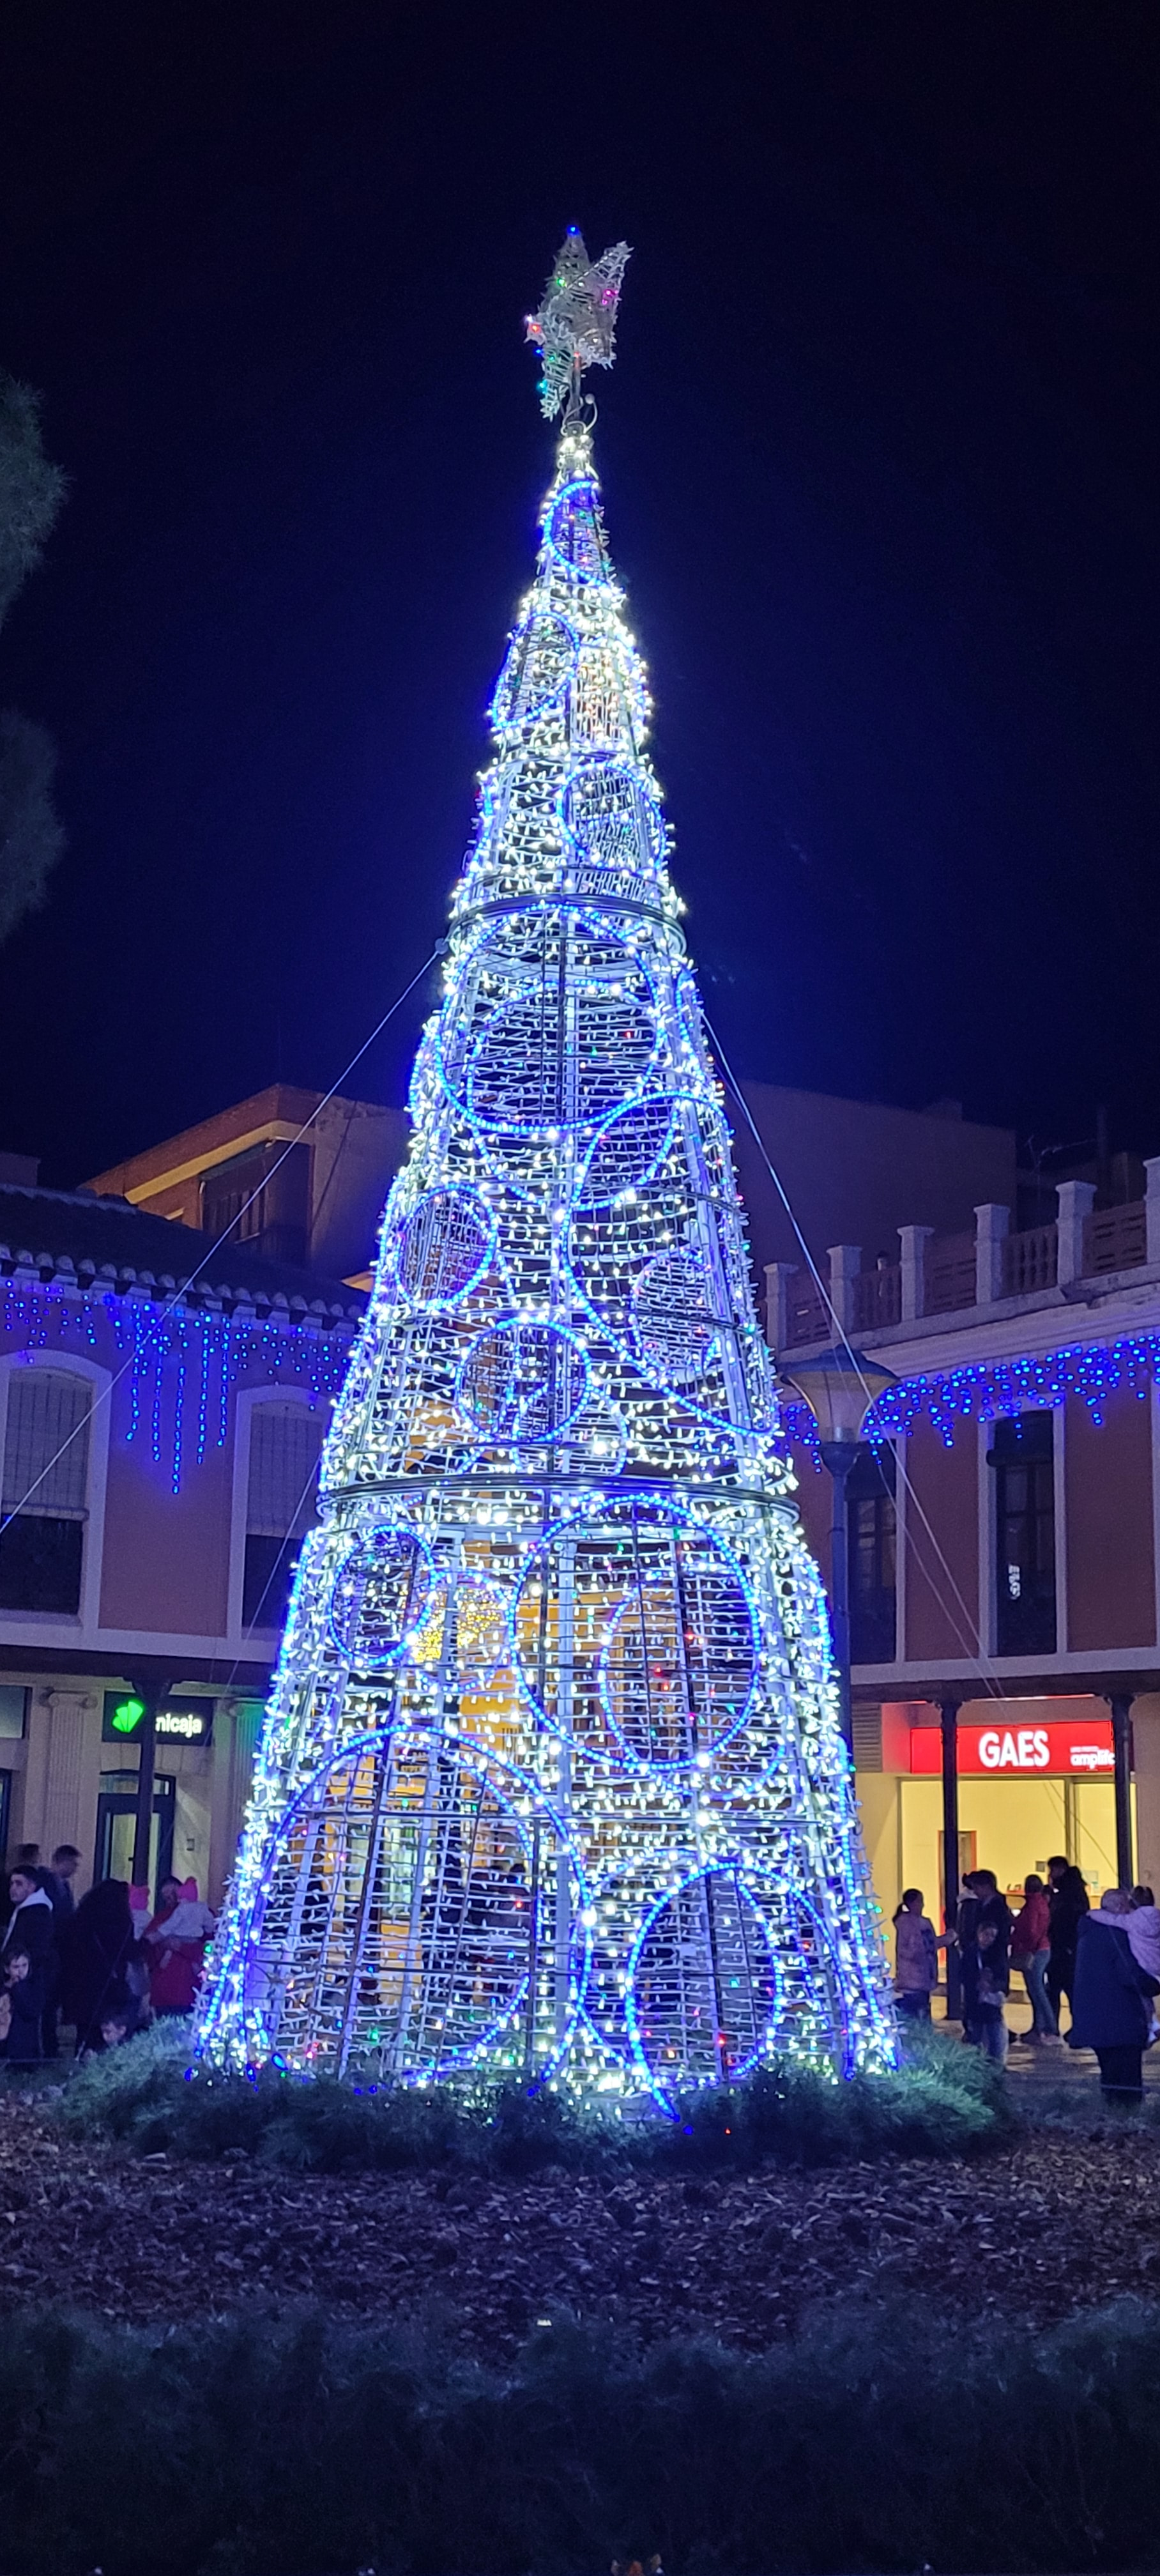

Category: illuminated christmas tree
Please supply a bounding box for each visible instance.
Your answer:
[197,234,896,2104]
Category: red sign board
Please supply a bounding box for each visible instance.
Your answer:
[910,1718,1115,1778]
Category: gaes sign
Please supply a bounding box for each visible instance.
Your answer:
[910,1717,1115,1777]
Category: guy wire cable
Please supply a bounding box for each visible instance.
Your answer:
[704,1008,1010,1706]
[0,940,446,1534]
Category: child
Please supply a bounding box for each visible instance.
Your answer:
[892,1888,938,2019]
[144,1877,217,2017]
[0,1952,43,2064]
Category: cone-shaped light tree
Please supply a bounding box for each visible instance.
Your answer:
[197,235,896,2103]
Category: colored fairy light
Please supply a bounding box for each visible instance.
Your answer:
[194,252,896,2102]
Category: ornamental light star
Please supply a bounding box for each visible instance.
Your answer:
[526,227,631,420]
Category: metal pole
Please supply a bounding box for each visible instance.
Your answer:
[130,1677,169,1897]
[940,1694,962,2023]
[819,1442,855,1754]
[1108,1691,1135,1889]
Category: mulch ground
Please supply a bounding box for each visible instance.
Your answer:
[2,2097,1159,2351]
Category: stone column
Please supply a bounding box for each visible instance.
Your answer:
[1056,1180,1096,1287]
[974,1203,1009,1305]
[1145,1158,1160,1267]
[899,1225,933,1324]
[763,1261,797,1355]
[827,1245,861,1337]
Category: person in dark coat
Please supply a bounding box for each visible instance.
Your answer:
[1046,1859,1089,2025]
[1067,1889,1159,2103]
[0,1866,56,2048]
[37,1847,80,2058]
[60,1878,140,2056]
[0,1951,44,2064]
[1,1867,56,1970]
[954,1876,983,2041]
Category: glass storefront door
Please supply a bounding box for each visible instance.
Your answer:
[95,1772,176,1904]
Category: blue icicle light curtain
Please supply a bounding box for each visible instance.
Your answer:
[197,284,896,2102]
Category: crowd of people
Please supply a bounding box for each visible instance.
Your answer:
[0,1844,216,2066]
[894,1859,1160,2101]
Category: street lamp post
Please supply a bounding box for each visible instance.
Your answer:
[780,1347,896,1755]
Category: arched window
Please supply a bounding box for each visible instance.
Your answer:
[0,1369,93,1614]
[241,1400,323,1631]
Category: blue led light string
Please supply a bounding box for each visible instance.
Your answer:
[864,1329,1160,1448]
[0,946,443,1540]
[704,1007,1014,1707]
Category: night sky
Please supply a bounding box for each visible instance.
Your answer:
[0,3,1156,1187]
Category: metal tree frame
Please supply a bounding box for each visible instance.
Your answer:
[196,238,896,2105]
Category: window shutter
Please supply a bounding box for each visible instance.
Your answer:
[246,1404,322,1539]
[851,1706,883,1772]
[2,1372,91,1517]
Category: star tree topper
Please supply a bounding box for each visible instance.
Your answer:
[526,227,631,419]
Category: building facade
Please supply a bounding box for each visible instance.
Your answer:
[770,1165,1160,1929]
[87,1084,409,1289]
[0,1176,362,1905]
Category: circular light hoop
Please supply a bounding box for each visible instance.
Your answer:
[630,1246,717,1388]
[456,1319,591,1447]
[786,1884,851,2075]
[567,1846,701,2068]
[466,987,659,1138]
[328,1523,434,1673]
[574,1091,677,1210]
[544,477,604,581]
[561,757,665,880]
[595,1529,758,1773]
[434,911,659,1133]
[491,610,576,730]
[512,1493,761,1770]
[624,1861,785,2114]
[393,1186,494,1310]
[237,1727,590,2086]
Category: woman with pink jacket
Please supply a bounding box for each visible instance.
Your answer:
[1010,1873,1058,2043]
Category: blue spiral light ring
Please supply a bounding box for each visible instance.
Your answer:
[236,1725,590,2086]
[389,1185,495,1312]
[558,753,666,884]
[623,1858,786,2115]
[544,477,604,581]
[436,911,661,1140]
[328,1522,435,1673]
[511,1489,761,1767]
